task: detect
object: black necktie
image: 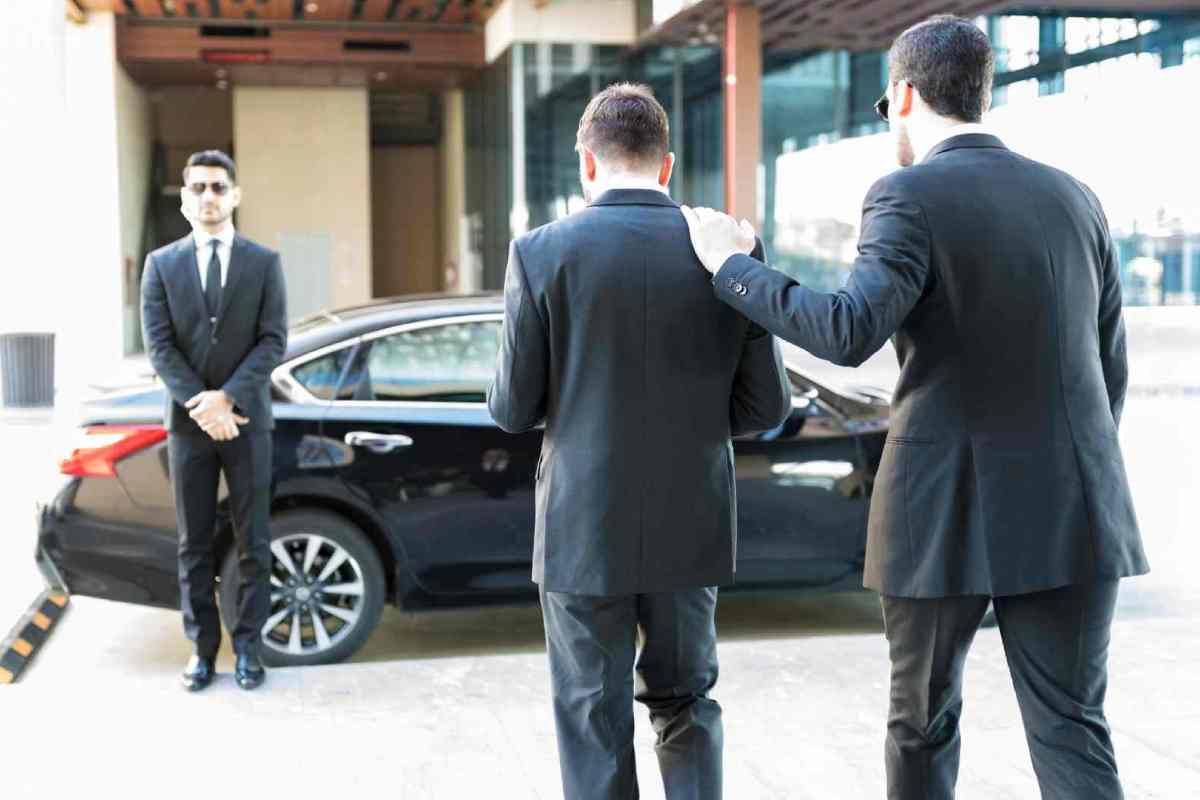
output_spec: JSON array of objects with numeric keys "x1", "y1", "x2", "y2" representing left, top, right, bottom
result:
[{"x1": 204, "y1": 239, "x2": 222, "y2": 320}]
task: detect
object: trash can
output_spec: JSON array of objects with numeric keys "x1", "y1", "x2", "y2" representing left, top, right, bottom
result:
[{"x1": 0, "y1": 332, "x2": 55, "y2": 408}]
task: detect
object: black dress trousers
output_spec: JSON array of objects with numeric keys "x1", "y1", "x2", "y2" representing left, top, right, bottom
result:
[
  {"x1": 168, "y1": 429, "x2": 273, "y2": 658},
  {"x1": 880, "y1": 580, "x2": 1123, "y2": 800},
  {"x1": 540, "y1": 586, "x2": 724, "y2": 800}
]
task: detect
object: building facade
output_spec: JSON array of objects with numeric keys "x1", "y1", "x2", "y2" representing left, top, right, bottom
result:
[{"x1": 2, "y1": 1, "x2": 1197, "y2": 397}]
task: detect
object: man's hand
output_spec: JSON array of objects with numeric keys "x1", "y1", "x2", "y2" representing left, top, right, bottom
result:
[
  {"x1": 680, "y1": 206, "x2": 757, "y2": 275},
  {"x1": 186, "y1": 390, "x2": 249, "y2": 441}
]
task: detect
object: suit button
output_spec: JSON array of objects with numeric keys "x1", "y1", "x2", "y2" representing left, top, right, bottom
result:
[{"x1": 732, "y1": 282, "x2": 746, "y2": 295}]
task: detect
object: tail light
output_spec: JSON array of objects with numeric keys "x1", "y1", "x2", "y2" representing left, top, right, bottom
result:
[{"x1": 59, "y1": 425, "x2": 168, "y2": 478}]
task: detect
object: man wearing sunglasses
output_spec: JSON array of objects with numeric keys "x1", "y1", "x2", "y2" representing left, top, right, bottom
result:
[
  {"x1": 141, "y1": 150, "x2": 287, "y2": 692},
  {"x1": 681, "y1": 14, "x2": 1146, "y2": 800}
]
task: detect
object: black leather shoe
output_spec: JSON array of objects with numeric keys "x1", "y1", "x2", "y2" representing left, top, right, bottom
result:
[
  {"x1": 234, "y1": 651, "x2": 265, "y2": 690},
  {"x1": 181, "y1": 654, "x2": 215, "y2": 692}
]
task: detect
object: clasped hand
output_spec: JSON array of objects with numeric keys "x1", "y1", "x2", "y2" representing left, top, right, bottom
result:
[{"x1": 186, "y1": 390, "x2": 249, "y2": 441}]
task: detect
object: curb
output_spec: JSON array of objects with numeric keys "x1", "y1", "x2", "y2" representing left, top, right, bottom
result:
[{"x1": 0, "y1": 590, "x2": 70, "y2": 684}]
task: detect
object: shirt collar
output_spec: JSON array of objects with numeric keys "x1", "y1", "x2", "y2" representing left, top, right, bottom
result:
[
  {"x1": 917, "y1": 122, "x2": 990, "y2": 163},
  {"x1": 593, "y1": 175, "x2": 670, "y2": 196},
  {"x1": 193, "y1": 223, "x2": 236, "y2": 250}
]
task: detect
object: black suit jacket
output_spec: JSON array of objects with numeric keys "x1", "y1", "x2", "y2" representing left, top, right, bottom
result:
[
  {"x1": 714, "y1": 134, "x2": 1148, "y2": 598},
  {"x1": 141, "y1": 233, "x2": 287, "y2": 434},
  {"x1": 488, "y1": 188, "x2": 791, "y2": 595}
]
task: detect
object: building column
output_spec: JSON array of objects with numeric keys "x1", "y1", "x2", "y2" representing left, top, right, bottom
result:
[
  {"x1": 1038, "y1": 15, "x2": 1066, "y2": 95},
  {"x1": 441, "y1": 89, "x2": 471, "y2": 292},
  {"x1": 722, "y1": 1, "x2": 762, "y2": 227},
  {"x1": 233, "y1": 86, "x2": 373, "y2": 319},
  {"x1": 2, "y1": 6, "x2": 143, "y2": 399},
  {"x1": 0, "y1": 2, "x2": 67, "y2": 346}
]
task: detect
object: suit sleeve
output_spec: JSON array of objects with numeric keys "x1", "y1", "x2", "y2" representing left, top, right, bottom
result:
[
  {"x1": 728, "y1": 238, "x2": 792, "y2": 436},
  {"x1": 712, "y1": 175, "x2": 931, "y2": 367},
  {"x1": 487, "y1": 240, "x2": 549, "y2": 433},
  {"x1": 221, "y1": 252, "x2": 288, "y2": 414},
  {"x1": 1093, "y1": 200, "x2": 1128, "y2": 428},
  {"x1": 140, "y1": 254, "x2": 207, "y2": 408}
]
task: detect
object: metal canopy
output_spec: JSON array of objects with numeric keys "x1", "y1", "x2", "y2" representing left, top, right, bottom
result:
[{"x1": 639, "y1": 0, "x2": 1200, "y2": 53}]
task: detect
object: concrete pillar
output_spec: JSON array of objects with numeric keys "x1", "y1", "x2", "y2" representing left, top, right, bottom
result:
[
  {"x1": 233, "y1": 87, "x2": 373, "y2": 320},
  {"x1": 441, "y1": 89, "x2": 471, "y2": 293},
  {"x1": 485, "y1": 0, "x2": 635, "y2": 64},
  {"x1": 510, "y1": 44, "x2": 528, "y2": 238},
  {"x1": 723, "y1": 2, "x2": 762, "y2": 227},
  {"x1": 1, "y1": 6, "x2": 147, "y2": 399},
  {"x1": 0, "y1": 2, "x2": 67, "y2": 348}
]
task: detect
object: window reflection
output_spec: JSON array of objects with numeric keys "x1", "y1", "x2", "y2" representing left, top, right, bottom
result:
[
  {"x1": 474, "y1": 14, "x2": 1199, "y2": 307},
  {"x1": 365, "y1": 322, "x2": 502, "y2": 403}
]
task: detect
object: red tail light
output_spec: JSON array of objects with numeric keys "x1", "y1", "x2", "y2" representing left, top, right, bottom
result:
[{"x1": 59, "y1": 425, "x2": 168, "y2": 478}]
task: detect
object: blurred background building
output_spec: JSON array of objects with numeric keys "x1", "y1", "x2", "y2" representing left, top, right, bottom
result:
[{"x1": 1, "y1": 0, "x2": 1198, "y2": 393}]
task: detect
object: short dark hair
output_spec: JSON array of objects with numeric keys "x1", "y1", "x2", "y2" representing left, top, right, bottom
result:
[
  {"x1": 888, "y1": 15, "x2": 995, "y2": 123},
  {"x1": 576, "y1": 83, "x2": 669, "y2": 170},
  {"x1": 183, "y1": 149, "x2": 237, "y2": 185}
]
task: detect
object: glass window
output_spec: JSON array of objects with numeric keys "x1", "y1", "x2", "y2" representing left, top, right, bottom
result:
[
  {"x1": 292, "y1": 345, "x2": 366, "y2": 401},
  {"x1": 364, "y1": 321, "x2": 502, "y2": 403}
]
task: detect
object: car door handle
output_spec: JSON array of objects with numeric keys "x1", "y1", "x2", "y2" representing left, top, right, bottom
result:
[{"x1": 344, "y1": 431, "x2": 414, "y2": 454}]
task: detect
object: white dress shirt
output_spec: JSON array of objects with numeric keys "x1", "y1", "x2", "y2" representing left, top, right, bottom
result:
[
  {"x1": 193, "y1": 224, "x2": 236, "y2": 291},
  {"x1": 593, "y1": 174, "x2": 671, "y2": 196},
  {"x1": 917, "y1": 122, "x2": 991, "y2": 163}
]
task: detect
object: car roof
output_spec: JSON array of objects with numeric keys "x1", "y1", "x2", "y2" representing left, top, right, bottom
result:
[
  {"x1": 285, "y1": 292, "x2": 503, "y2": 358},
  {"x1": 281, "y1": 291, "x2": 891, "y2": 416}
]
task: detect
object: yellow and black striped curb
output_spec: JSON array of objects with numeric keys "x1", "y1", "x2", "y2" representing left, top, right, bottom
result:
[{"x1": 0, "y1": 590, "x2": 70, "y2": 684}]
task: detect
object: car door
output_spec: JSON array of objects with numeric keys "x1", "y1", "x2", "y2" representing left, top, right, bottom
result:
[
  {"x1": 297, "y1": 314, "x2": 543, "y2": 597},
  {"x1": 731, "y1": 372, "x2": 874, "y2": 588}
]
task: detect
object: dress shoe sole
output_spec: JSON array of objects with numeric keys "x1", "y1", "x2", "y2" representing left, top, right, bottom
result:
[
  {"x1": 235, "y1": 673, "x2": 264, "y2": 690},
  {"x1": 181, "y1": 675, "x2": 214, "y2": 692}
]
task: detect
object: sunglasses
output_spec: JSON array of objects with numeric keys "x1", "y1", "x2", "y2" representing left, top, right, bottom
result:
[
  {"x1": 874, "y1": 92, "x2": 890, "y2": 122},
  {"x1": 186, "y1": 181, "x2": 232, "y2": 196}
]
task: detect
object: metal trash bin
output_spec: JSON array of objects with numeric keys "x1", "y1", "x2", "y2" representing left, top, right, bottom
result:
[{"x1": 0, "y1": 332, "x2": 55, "y2": 408}]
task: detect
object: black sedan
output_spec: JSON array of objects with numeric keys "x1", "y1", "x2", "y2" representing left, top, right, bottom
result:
[{"x1": 36, "y1": 293, "x2": 890, "y2": 666}]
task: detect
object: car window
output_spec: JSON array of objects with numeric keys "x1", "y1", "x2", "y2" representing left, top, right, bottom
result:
[
  {"x1": 291, "y1": 345, "x2": 365, "y2": 401},
  {"x1": 364, "y1": 320, "x2": 501, "y2": 403}
]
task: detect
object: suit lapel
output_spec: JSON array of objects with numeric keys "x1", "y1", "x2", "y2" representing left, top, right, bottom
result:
[
  {"x1": 178, "y1": 236, "x2": 208, "y2": 317},
  {"x1": 216, "y1": 235, "x2": 248, "y2": 325}
]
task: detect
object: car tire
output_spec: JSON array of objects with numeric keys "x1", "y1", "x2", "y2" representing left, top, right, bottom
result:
[{"x1": 218, "y1": 509, "x2": 386, "y2": 667}]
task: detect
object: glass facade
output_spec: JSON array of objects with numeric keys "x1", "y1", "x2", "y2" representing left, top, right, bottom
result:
[{"x1": 465, "y1": 11, "x2": 1200, "y2": 306}]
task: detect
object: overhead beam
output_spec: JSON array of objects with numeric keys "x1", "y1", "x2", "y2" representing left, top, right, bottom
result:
[{"x1": 117, "y1": 20, "x2": 486, "y2": 67}]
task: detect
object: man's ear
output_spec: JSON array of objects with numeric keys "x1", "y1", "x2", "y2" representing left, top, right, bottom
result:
[
  {"x1": 897, "y1": 81, "x2": 916, "y2": 118},
  {"x1": 658, "y1": 152, "x2": 675, "y2": 187},
  {"x1": 583, "y1": 148, "x2": 598, "y2": 182}
]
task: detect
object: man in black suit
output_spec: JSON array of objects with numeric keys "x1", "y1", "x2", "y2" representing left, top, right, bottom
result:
[
  {"x1": 682, "y1": 15, "x2": 1148, "y2": 800},
  {"x1": 488, "y1": 84, "x2": 790, "y2": 799},
  {"x1": 141, "y1": 150, "x2": 287, "y2": 692}
]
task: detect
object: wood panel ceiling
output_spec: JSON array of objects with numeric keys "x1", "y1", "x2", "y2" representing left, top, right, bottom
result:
[
  {"x1": 77, "y1": 0, "x2": 503, "y2": 26},
  {"x1": 640, "y1": 0, "x2": 1200, "y2": 53},
  {"x1": 75, "y1": 0, "x2": 498, "y2": 88}
]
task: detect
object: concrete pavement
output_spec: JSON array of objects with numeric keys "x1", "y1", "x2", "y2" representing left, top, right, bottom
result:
[{"x1": 1, "y1": 310, "x2": 1198, "y2": 799}]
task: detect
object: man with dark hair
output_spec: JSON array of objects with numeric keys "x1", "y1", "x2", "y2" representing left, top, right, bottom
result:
[
  {"x1": 142, "y1": 149, "x2": 287, "y2": 692},
  {"x1": 682, "y1": 14, "x2": 1146, "y2": 800},
  {"x1": 489, "y1": 83, "x2": 790, "y2": 799}
]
